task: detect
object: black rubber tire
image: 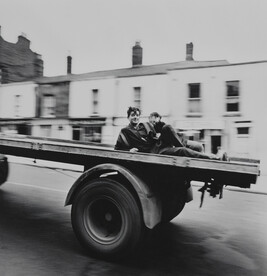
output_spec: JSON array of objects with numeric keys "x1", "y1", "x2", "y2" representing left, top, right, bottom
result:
[{"x1": 71, "y1": 178, "x2": 144, "y2": 260}]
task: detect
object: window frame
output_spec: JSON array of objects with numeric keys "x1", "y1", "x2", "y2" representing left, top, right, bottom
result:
[
  {"x1": 14, "y1": 94, "x2": 21, "y2": 117},
  {"x1": 187, "y1": 83, "x2": 202, "y2": 116},
  {"x1": 42, "y1": 94, "x2": 56, "y2": 117},
  {"x1": 92, "y1": 89, "x2": 99, "y2": 115},
  {"x1": 235, "y1": 121, "x2": 251, "y2": 138},
  {"x1": 40, "y1": 124, "x2": 52, "y2": 137},
  {"x1": 133, "y1": 86, "x2": 141, "y2": 109},
  {"x1": 225, "y1": 80, "x2": 240, "y2": 114}
]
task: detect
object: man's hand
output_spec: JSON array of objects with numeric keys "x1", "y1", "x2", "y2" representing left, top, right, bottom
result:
[{"x1": 130, "y1": 148, "x2": 139, "y2": 153}]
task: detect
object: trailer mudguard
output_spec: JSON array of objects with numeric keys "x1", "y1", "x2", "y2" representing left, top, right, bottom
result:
[{"x1": 65, "y1": 163, "x2": 162, "y2": 229}]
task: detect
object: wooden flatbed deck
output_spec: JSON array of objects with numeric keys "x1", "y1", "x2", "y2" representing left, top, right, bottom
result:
[{"x1": 0, "y1": 134, "x2": 260, "y2": 188}]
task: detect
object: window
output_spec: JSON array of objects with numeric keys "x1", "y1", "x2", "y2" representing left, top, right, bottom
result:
[
  {"x1": 40, "y1": 125, "x2": 52, "y2": 137},
  {"x1": 226, "y1": 81, "x2": 240, "y2": 112},
  {"x1": 14, "y1": 95, "x2": 21, "y2": 117},
  {"x1": 133, "y1": 87, "x2": 141, "y2": 109},
  {"x1": 42, "y1": 94, "x2": 55, "y2": 117},
  {"x1": 237, "y1": 127, "x2": 249, "y2": 135},
  {"x1": 84, "y1": 126, "x2": 101, "y2": 143},
  {"x1": 92, "y1": 89, "x2": 99, "y2": 114},
  {"x1": 0, "y1": 68, "x2": 8, "y2": 84},
  {"x1": 188, "y1": 83, "x2": 201, "y2": 114},
  {"x1": 235, "y1": 120, "x2": 251, "y2": 138},
  {"x1": 17, "y1": 124, "x2": 31, "y2": 135}
]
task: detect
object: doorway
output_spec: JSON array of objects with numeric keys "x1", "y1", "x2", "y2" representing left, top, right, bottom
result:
[
  {"x1": 211, "y1": 135, "x2": 221, "y2": 154},
  {"x1": 72, "y1": 126, "x2": 81, "y2": 141}
]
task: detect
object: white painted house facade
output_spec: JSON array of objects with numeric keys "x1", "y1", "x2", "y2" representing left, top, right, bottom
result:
[{"x1": 168, "y1": 61, "x2": 267, "y2": 163}]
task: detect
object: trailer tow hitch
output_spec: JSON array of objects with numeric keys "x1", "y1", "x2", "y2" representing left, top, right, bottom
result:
[{"x1": 198, "y1": 180, "x2": 224, "y2": 208}]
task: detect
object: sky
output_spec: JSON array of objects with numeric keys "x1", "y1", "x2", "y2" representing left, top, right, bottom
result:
[{"x1": 0, "y1": 0, "x2": 267, "y2": 76}]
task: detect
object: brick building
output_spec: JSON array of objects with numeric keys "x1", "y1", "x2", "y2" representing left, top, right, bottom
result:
[{"x1": 0, "y1": 26, "x2": 43, "y2": 84}]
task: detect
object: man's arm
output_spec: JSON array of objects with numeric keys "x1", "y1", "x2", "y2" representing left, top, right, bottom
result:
[
  {"x1": 114, "y1": 130, "x2": 131, "y2": 151},
  {"x1": 115, "y1": 128, "x2": 139, "y2": 152}
]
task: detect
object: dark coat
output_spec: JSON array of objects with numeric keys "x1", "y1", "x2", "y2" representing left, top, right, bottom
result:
[{"x1": 114, "y1": 122, "x2": 157, "y2": 153}]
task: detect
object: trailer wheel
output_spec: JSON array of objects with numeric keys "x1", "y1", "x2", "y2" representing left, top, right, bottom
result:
[{"x1": 71, "y1": 178, "x2": 144, "y2": 260}]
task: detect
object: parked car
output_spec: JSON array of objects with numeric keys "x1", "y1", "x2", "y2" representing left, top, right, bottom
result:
[{"x1": 0, "y1": 154, "x2": 8, "y2": 185}]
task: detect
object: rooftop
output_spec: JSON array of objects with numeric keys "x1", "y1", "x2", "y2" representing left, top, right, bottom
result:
[
  {"x1": 35, "y1": 59, "x2": 267, "y2": 84},
  {"x1": 36, "y1": 59, "x2": 231, "y2": 84}
]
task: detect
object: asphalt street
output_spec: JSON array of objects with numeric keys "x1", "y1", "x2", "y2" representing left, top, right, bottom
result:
[{"x1": 0, "y1": 161, "x2": 266, "y2": 276}]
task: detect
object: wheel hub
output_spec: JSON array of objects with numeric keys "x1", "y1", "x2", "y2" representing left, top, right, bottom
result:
[
  {"x1": 105, "y1": 212, "x2": 112, "y2": 222},
  {"x1": 83, "y1": 197, "x2": 124, "y2": 244}
]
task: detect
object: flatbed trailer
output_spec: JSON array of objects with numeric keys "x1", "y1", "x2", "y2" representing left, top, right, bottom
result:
[{"x1": 0, "y1": 134, "x2": 260, "y2": 259}]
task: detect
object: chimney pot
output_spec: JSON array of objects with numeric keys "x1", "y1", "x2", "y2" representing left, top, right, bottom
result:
[
  {"x1": 132, "y1": 41, "x2": 143, "y2": 67},
  {"x1": 67, "y1": 55, "x2": 72, "y2": 74},
  {"x1": 186, "y1": 42, "x2": 194, "y2": 61},
  {"x1": 17, "y1": 35, "x2": 30, "y2": 48}
]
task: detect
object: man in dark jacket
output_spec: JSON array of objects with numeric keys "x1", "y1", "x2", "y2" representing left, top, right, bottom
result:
[
  {"x1": 115, "y1": 107, "x2": 227, "y2": 160},
  {"x1": 115, "y1": 107, "x2": 157, "y2": 153},
  {"x1": 149, "y1": 111, "x2": 204, "y2": 153}
]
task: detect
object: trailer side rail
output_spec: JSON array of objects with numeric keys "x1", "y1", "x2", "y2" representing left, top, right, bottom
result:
[{"x1": 0, "y1": 134, "x2": 260, "y2": 184}]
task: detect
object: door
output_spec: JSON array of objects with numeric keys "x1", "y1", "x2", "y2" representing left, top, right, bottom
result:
[
  {"x1": 72, "y1": 126, "x2": 81, "y2": 141},
  {"x1": 211, "y1": 135, "x2": 221, "y2": 154}
]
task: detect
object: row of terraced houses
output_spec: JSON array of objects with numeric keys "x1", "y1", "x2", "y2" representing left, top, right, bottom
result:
[{"x1": 0, "y1": 29, "x2": 266, "y2": 168}]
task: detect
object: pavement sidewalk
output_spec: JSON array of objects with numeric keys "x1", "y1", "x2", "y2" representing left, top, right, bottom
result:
[{"x1": 5, "y1": 155, "x2": 267, "y2": 195}]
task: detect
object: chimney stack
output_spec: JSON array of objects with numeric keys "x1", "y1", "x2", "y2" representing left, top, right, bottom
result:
[
  {"x1": 67, "y1": 55, "x2": 72, "y2": 74},
  {"x1": 186, "y1": 42, "x2": 194, "y2": 61},
  {"x1": 132, "y1": 41, "x2": 143, "y2": 67},
  {"x1": 17, "y1": 34, "x2": 30, "y2": 48}
]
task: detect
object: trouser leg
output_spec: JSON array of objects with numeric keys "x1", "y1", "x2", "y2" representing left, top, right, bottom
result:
[
  {"x1": 186, "y1": 140, "x2": 204, "y2": 153},
  {"x1": 160, "y1": 124, "x2": 185, "y2": 148},
  {"x1": 160, "y1": 146, "x2": 216, "y2": 160}
]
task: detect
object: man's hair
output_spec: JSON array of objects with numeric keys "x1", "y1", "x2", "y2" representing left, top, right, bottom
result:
[
  {"x1": 127, "y1": 106, "x2": 141, "y2": 117},
  {"x1": 149, "y1": 112, "x2": 161, "y2": 119}
]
